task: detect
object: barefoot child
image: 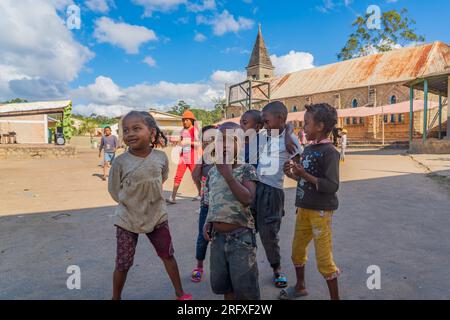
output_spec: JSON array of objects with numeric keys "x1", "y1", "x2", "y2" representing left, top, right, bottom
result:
[
  {"x1": 108, "y1": 111, "x2": 192, "y2": 300},
  {"x1": 281, "y1": 103, "x2": 340, "y2": 300},
  {"x1": 254, "y1": 101, "x2": 302, "y2": 289},
  {"x1": 203, "y1": 122, "x2": 260, "y2": 300},
  {"x1": 99, "y1": 126, "x2": 118, "y2": 181},
  {"x1": 190, "y1": 125, "x2": 217, "y2": 282}
]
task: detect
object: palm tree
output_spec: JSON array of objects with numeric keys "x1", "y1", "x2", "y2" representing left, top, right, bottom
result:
[{"x1": 78, "y1": 119, "x2": 98, "y2": 144}]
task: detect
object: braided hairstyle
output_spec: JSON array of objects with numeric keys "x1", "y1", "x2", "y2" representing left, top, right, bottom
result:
[{"x1": 123, "y1": 111, "x2": 168, "y2": 148}]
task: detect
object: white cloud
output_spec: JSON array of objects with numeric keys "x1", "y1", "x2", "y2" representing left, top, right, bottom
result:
[
  {"x1": 143, "y1": 56, "x2": 157, "y2": 67},
  {"x1": 74, "y1": 103, "x2": 134, "y2": 117},
  {"x1": 85, "y1": 0, "x2": 115, "y2": 13},
  {"x1": 72, "y1": 68, "x2": 244, "y2": 116},
  {"x1": 0, "y1": 0, "x2": 93, "y2": 100},
  {"x1": 93, "y1": 17, "x2": 158, "y2": 54},
  {"x1": 187, "y1": 0, "x2": 216, "y2": 12},
  {"x1": 197, "y1": 10, "x2": 254, "y2": 36},
  {"x1": 132, "y1": 0, "x2": 187, "y2": 17},
  {"x1": 194, "y1": 32, "x2": 207, "y2": 42},
  {"x1": 270, "y1": 51, "x2": 315, "y2": 75},
  {"x1": 210, "y1": 70, "x2": 246, "y2": 85}
]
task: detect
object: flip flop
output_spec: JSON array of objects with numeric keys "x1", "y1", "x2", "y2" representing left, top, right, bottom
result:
[
  {"x1": 176, "y1": 293, "x2": 193, "y2": 300},
  {"x1": 191, "y1": 268, "x2": 204, "y2": 283},
  {"x1": 274, "y1": 273, "x2": 288, "y2": 288},
  {"x1": 278, "y1": 287, "x2": 308, "y2": 300}
]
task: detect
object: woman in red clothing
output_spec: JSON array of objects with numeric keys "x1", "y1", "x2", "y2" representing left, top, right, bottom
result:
[{"x1": 166, "y1": 110, "x2": 201, "y2": 204}]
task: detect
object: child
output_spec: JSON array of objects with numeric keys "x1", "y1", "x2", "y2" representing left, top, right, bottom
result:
[
  {"x1": 203, "y1": 122, "x2": 260, "y2": 300},
  {"x1": 281, "y1": 103, "x2": 340, "y2": 300},
  {"x1": 99, "y1": 126, "x2": 118, "y2": 181},
  {"x1": 254, "y1": 101, "x2": 302, "y2": 289},
  {"x1": 108, "y1": 111, "x2": 192, "y2": 300},
  {"x1": 190, "y1": 125, "x2": 217, "y2": 283},
  {"x1": 240, "y1": 110, "x2": 264, "y2": 168},
  {"x1": 340, "y1": 129, "x2": 348, "y2": 162}
]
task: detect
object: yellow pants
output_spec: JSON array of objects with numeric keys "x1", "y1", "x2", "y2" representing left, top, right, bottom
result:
[{"x1": 292, "y1": 208, "x2": 340, "y2": 280}]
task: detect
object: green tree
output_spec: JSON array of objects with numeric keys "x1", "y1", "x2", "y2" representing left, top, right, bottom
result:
[
  {"x1": 61, "y1": 103, "x2": 75, "y2": 141},
  {"x1": 168, "y1": 100, "x2": 191, "y2": 116},
  {"x1": 338, "y1": 8, "x2": 425, "y2": 61},
  {"x1": 78, "y1": 118, "x2": 98, "y2": 144},
  {"x1": 3, "y1": 98, "x2": 28, "y2": 104}
]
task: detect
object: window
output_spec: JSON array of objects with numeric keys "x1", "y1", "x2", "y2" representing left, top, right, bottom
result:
[
  {"x1": 398, "y1": 114, "x2": 405, "y2": 123},
  {"x1": 346, "y1": 117, "x2": 351, "y2": 125},
  {"x1": 292, "y1": 106, "x2": 298, "y2": 112},
  {"x1": 360, "y1": 117, "x2": 365, "y2": 125},
  {"x1": 231, "y1": 113, "x2": 235, "y2": 118},
  {"x1": 352, "y1": 117, "x2": 358, "y2": 125},
  {"x1": 383, "y1": 115, "x2": 388, "y2": 123},
  {"x1": 368, "y1": 88, "x2": 376, "y2": 104},
  {"x1": 390, "y1": 114, "x2": 395, "y2": 123},
  {"x1": 390, "y1": 95, "x2": 397, "y2": 105},
  {"x1": 352, "y1": 99, "x2": 358, "y2": 108}
]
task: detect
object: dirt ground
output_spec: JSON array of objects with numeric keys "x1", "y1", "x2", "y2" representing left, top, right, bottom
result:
[{"x1": 1, "y1": 140, "x2": 449, "y2": 300}]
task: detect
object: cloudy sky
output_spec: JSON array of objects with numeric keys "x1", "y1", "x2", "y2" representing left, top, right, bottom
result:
[{"x1": 1, "y1": 0, "x2": 449, "y2": 116}]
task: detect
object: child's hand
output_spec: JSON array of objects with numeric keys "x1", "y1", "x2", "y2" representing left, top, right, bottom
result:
[
  {"x1": 203, "y1": 223, "x2": 212, "y2": 242},
  {"x1": 283, "y1": 161, "x2": 294, "y2": 176},
  {"x1": 216, "y1": 164, "x2": 233, "y2": 182},
  {"x1": 292, "y1": 161, "x2": 306, "y2": 177}
]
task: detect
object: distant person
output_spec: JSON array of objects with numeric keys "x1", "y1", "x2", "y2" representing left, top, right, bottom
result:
[
  {"x1": 108, "y1": 111, "x2": 192, "y2": 301},
  {"x1": 98, "y1": 126, "x2": 118, "y2": 181},
  {"x1": 298, "y1": 128, "x2": 307, "y2": 147},
  {"x1": 340, "y1": 129, "x2": 348, "y2": 162},
  {"x1": 203, "y1": 122, "x2": 260, "y2": 300},
  {"x1": 166, "y1": 110, "x2": 201, "y2": 204},
  {"x1": 282, "y1": 103, "x2": 340, "y2": 300},
  {"x1": 190, "y1": 125, "x2": 217, "y2": 283}
]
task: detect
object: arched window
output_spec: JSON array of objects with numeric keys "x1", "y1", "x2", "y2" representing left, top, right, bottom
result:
[
  {"x1": 352, "y1": 99, "x2": 358, "y2": 108},
  {"x1": 292, "y1": 106, "x2": 298, "y2": 112},
  {"x1": 390, "y1": 95, "x2": 397, "y2": 104}
]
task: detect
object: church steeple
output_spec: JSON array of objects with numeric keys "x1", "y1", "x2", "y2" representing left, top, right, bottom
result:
[{"x1": 246, "y1": 24, "x2": 274, "y2": 80}]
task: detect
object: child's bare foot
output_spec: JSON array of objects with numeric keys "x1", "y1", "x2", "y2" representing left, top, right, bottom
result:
[{"x1": 278, "y1": 287, "x2": 308, "y2": 300}]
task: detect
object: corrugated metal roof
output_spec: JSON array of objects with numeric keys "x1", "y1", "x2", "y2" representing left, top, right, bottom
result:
[
  {"x1": 258, "y1": 41, "x2": 450, "y2": 100},
  {"x1": 0, "y1": 100, "x2": 71, "y2": 114},
  {"x1": 219, "y1": 100, "x2": 441, "y2": 124}
]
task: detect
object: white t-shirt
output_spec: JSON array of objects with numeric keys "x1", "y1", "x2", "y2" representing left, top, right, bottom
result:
[{"x1": 257, "y1": 129, "x2": 302, "y2": 189}]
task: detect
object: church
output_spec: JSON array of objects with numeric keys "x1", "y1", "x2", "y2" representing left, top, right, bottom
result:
[{"x1": 225, "y1": 26, "x2": 450, "y2": 144}]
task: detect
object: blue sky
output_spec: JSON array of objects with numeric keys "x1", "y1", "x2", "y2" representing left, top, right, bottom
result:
[{"x1": 1, "y1": 0, "x2": 449, "y2": 116}]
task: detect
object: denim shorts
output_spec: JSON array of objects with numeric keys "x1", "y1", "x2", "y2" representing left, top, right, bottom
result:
[
  {"x1": 104, "y1": 152, "x2": 115, "y2": 163},
  {"x1": 210, "y1": 228, "x2": 260, "y2": 300}
]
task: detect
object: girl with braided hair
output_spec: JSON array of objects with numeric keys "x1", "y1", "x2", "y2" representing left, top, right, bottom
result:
[{"x1": 108, "y1": 111, "x2": 192, "y2": 300}]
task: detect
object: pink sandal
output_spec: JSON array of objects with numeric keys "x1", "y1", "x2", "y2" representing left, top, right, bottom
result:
[
  {"x1": 191, "y1": 268, "x2": 204, "y2": 283},
  {"x1": 176, "y1": 293, "x2": 193, "y2": 300}
]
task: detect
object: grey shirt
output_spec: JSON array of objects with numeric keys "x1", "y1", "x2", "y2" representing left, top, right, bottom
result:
[{"x1": 99, "y1": 135, "x2": 118, "y2": 153}]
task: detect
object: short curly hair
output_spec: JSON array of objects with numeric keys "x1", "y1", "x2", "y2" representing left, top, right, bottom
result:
[{"x1": 305, "y1": 103, "x2": 338, "y2": 135}]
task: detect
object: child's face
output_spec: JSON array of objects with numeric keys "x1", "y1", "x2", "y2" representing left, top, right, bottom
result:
[
  {"x1": 240, "y1": 114, "x2": 261, "y2": 133},
  {"x1": 304, "y1": 112, "x2": 324, "y2": 141},
  {"x1": 262, "y1": 110, "x2": 285, "y2": 131},
  {"x1": 104, "y1": 128, "x2": 111, "y2": 136},
  {"x1": 218, "y1": 128, "x2": 238, "y2": 164},
  {"x1": 202, "y1": 128, "x2": 216, "y2": 149},
  {"x1": 122, "y1": 116, "x2": 155, "y2": 150}
]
